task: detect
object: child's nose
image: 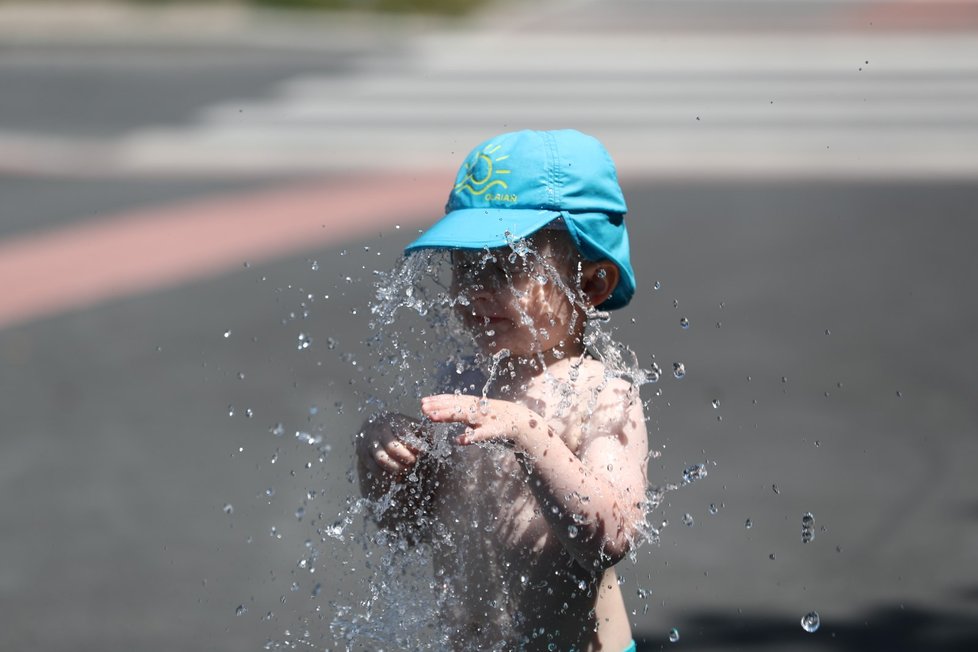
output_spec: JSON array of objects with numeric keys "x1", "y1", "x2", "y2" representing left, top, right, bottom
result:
[{"x1": 463, "y1": 283, "x2": 495, "y2": 304}]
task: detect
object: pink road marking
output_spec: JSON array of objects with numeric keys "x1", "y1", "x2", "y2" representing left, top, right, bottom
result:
[
  {"x1": 0, "y1": 171, "x2": 450, "y2": 330},
  {"x1": 844, "y1": 1, "x2": 978, "y2": 31}
]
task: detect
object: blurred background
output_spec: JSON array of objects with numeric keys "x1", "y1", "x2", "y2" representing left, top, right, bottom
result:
[{"x1": 2, "y1": 0, "x2": 978, "y2": 650}]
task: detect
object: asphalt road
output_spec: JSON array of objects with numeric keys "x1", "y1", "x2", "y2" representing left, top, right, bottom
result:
[{"x1": 2, "y1": 3, "x2": 978, "y2": 651}]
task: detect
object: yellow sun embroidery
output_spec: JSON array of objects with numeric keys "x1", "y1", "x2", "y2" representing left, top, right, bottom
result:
[{"x1": 454, "y1": 144, "x2": 511, "y2": 197}]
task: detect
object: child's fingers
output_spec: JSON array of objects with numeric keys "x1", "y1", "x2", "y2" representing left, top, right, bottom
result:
[
  {"x1": 421, "y1": 394, "x2": 476, "y2": 423},
  {"x1": 372, "y1": 447, "x2": 408, "y2": 474},
  {"x1": 455, "y1": 426, "x2": 482, "y2": 446},
  {"x1": 360, "y1": 449, "x2": 389, "y2": 478},
  {"x1": 384, "y1": 437, "x2": 418, "y2": 466},
  {"x1": 456, "y1": 424, "x2": 511, "y2": 446},
  {"x1": 363, "y1": 431, "x2": 415, "y2": 472}
]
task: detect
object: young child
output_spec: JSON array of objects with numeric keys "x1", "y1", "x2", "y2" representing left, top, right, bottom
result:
[{"x1": 356, "y1": 129, "x2": 649, "y2": 652}]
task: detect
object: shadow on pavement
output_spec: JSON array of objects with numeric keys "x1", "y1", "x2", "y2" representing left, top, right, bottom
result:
[{"x1": 636, "y1": 604, "x2": 978, "y2": 651}]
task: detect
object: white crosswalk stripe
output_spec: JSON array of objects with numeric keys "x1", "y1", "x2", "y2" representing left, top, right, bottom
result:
[{"x1": 120, "y1": 32, "x2": 978, "y2": 177}]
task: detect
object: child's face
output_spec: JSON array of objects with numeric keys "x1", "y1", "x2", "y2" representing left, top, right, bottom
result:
[{"x1": 450, "y1": 233, "x2": 583, "y2": 359}]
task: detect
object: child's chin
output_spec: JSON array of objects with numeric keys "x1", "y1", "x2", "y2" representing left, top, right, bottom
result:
[
  {"x1": 478, "y1": 337, "x2": 537, "y2": 358},
  {"x1": 476, "y1": 334, "x2": 516, "y2": 352}
]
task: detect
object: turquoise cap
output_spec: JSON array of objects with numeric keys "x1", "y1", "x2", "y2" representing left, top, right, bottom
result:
[{"x1": 405, "y1": 129, "x2": 634, "y2": 310}]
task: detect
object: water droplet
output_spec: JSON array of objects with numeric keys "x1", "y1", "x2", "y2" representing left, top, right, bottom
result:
[
  {"x1": 682, "y1": 513, "x2": 694, "y2": 527},
  {"x1": 310, "y1": 260, "x2": 319, "y2": 271},
  {"x1": 297, "y1": 333, "x2": 312, "y2": 350},
  {"x1": 673, "y1": 362, "x2": 686, "y2": 379},
  {"x1": 745, "y1": 518, "x2": 753, "y2": 529},
  {"x1": 801, "y1": 611, "x2": 820, "y2": 633},
  {"x1": 824, "y1": 328, "x2": 831, "y2": 335},
  {"x1": 245, "y1": 408, "x2": 254, "y2": 418},
  {"x1": 709, "y1": 503, "x2": 718, "y2": 515},
  {"x1": 895, "y1": 390, "x2": 902, "y2": 398},
  {"x1": 270, "y1": 422, "x2": 285, "y2": 437},
  {"x1": 769, "y1": 552, "x2": 776, "y2": 560},
  {"x1": 648, "y1": 360, "x2": 662, "y2": 383},
  {"x1": 653, "y1": 281, "x2": 661, "y2": 290},
  {"x1": 236, "y1": 605, "x2": 247, "y2": 616},
  {"x1": 711, "y1": 399, "x2": 720, "y2": 409},
  {"x1": 567, "y1": 524, "x2": 579, "y2": 538},
  {"x1": 669, "y1": 628, "x2": 680, "y2": 643},
  {"x1": 295, "y1": 431, "x2": 323, "y2": 446},
  {"x1": 223, "y1": 503, "x2": 234, "y2": 515},
  {"x1": 324, "y1": 521, "x2": 345, "y2": 540},
  {"x1": 772, "y1": 483, "x2": 780, "y2": 495},
  {"x1": 682, "y1": 463, "x2": 707, "y2": 485},
  {"x1": 227, "y1": 404, "x2": 235, "y2": 417},
  {"x1": 265, "y1": 488, "x2": 275, "y2": 498},
  {"x1": 680, "y1": 317, "x2": 689, "y2": 329},
  {"x1": 223, "y1": 330, "x2": 232, "y2": 339},
  {"x1": 801, "y1": 512, "x2": 815, "y2": 544},
  {"x1": 237, "y1": 371, "x2": 245, "y2": 380}
]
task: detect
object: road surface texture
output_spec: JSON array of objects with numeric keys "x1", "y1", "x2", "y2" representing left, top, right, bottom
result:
[{"x1": 1, "y1": 1, "x2": 977, "y2": 650}]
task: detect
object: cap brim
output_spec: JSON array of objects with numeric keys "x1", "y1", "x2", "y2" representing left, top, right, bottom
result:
[{"x1": 405, "y1": 208, "x2": 561, "y2": 253}]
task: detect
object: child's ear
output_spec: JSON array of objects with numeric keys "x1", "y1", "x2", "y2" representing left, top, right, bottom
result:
[{"x1": 581, "y1": 261, "x2": 619, "y2": 308}]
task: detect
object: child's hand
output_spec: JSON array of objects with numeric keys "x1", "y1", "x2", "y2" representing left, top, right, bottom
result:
[
  {"x1": 421, "y1": 394, "x2": 544, "y2": 448},
  {"x1": 356, "y1": 413, "x2": 423, "y2": 480}
]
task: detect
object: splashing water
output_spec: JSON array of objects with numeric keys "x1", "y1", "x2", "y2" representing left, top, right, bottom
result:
[
  {"x1": 801, "y1": 611, "x2": 821, "y2": 633},
  {"x1": 801, "y1": 512, "x2": 816, "y2": 544},
  {"x1": 682, "y1": 463, "x2": 708, "y2": 485},
  {"x1": 265, "y1": 234, "x2": 682, "y2": 650}
]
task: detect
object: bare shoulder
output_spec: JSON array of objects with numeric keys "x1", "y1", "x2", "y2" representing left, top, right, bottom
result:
[{"x1": 575, "y1": 360, "x2": 646, "y2": 435}]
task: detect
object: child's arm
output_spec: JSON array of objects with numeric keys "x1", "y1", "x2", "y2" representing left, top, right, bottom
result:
[
  {"x1": 355, "y1": 413, "x2": 440, "y2": 531},
  {"x1": 421, "y1": 385, "x2": 648, "y2": 571}
]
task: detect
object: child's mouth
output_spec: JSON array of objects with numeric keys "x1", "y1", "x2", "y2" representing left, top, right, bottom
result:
[{"x1": 470, "y1": 315, "x2": 513, "y2": 334}]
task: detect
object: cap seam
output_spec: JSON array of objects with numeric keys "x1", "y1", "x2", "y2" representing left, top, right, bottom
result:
[
  {"x1": 542, "y1": 130, "x2": 559, "y2": 211},
  {"x1": 551, "y1": 130, "x2": 563, "y2": 210}
]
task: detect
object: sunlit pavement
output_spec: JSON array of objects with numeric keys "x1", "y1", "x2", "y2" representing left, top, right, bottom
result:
[{"x1": 1, "y1": 2, "x2": 978, "y2": 651}]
